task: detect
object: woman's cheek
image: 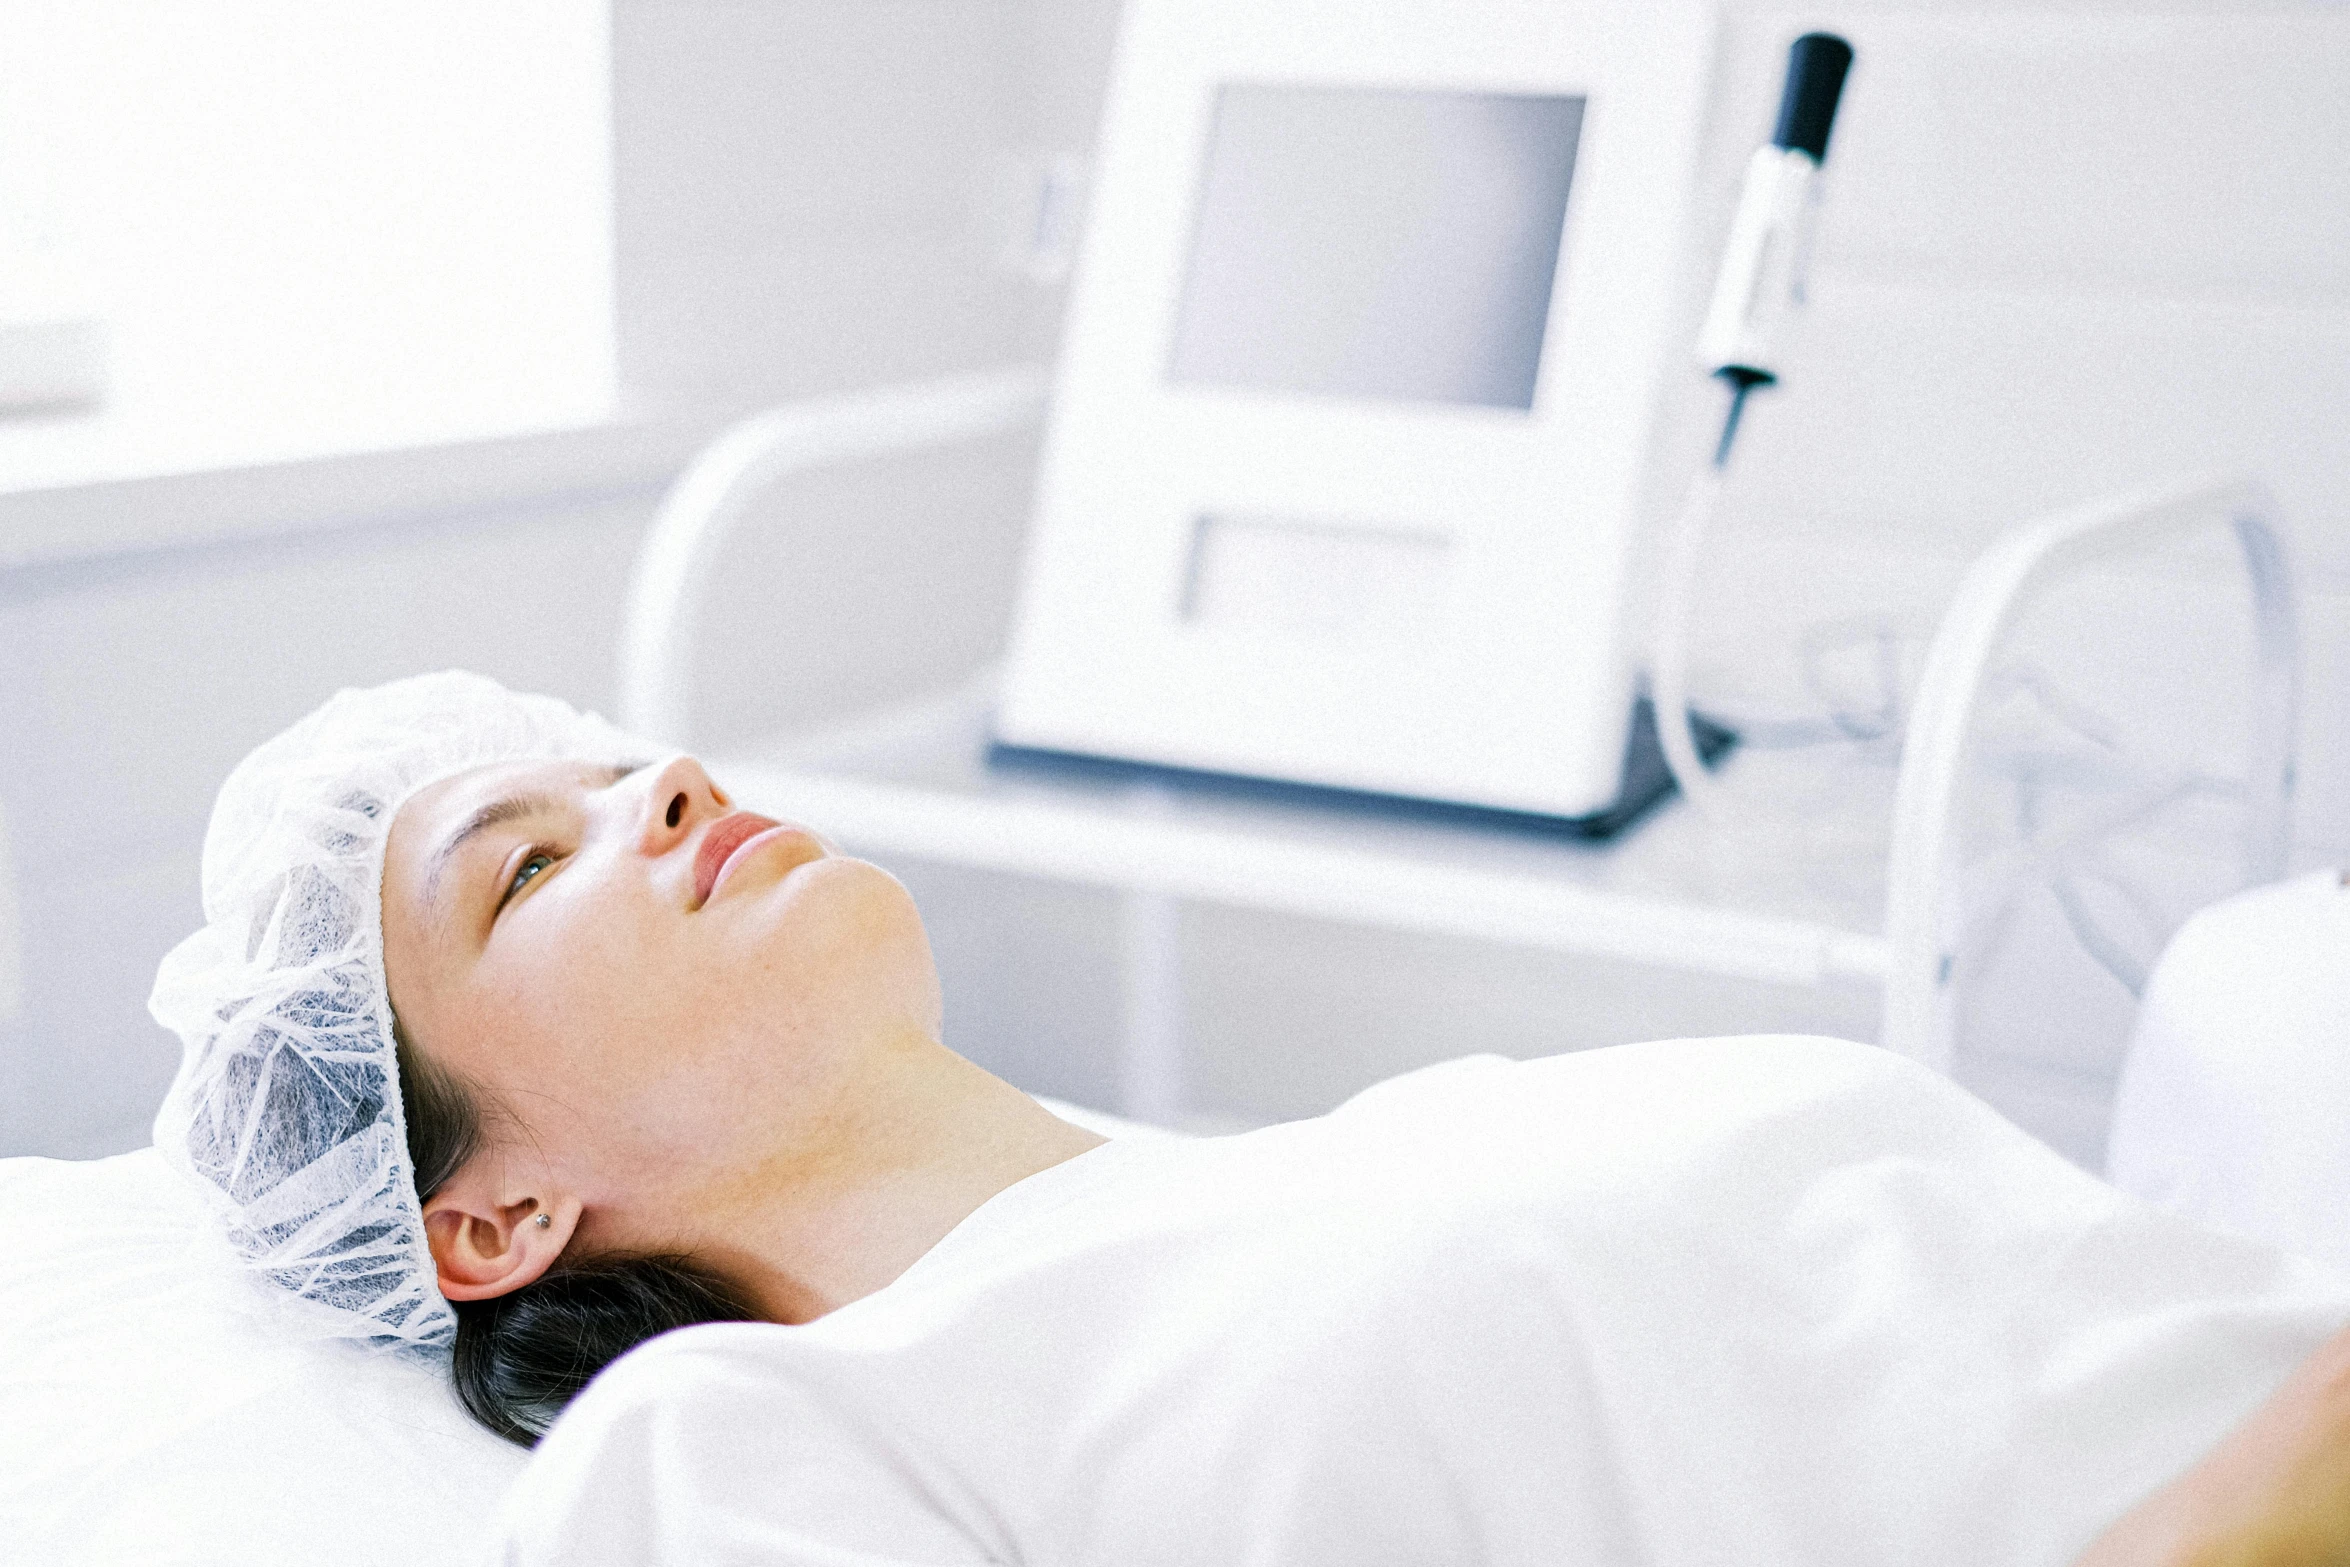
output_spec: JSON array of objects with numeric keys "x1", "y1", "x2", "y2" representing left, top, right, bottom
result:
[
  {"x1": 541, "y1": 868, "x2": 671, "y2": 976},
  {"x1": 479, "y1": 899, "x2": 654, "y2": 1053}
]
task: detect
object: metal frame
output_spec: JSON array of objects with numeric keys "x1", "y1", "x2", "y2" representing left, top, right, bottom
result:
[
  {"x1": 1880, "y1": 475, "x2": 2298, "y2": 1075},
  {"x1": 618, "y1": 367, "x2": 1051, "y2": 751}
]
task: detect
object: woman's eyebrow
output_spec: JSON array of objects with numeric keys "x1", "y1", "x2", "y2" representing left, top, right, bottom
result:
[
  {"x1": 423, "y1": 791, "x2": 562, "y2": 920},
  {"x1": 419, "y1": 762, "x2": 646, "y2": 922}
]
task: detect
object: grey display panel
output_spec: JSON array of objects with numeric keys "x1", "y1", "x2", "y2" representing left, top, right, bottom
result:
[{"x1": 1168, "y1": 85, "x2": 1584, "y2": 410}]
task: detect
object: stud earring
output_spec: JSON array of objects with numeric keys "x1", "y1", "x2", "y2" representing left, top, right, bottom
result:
[{"x1": 533, "y1": 1213, "x2": 552, "y2": 1230}]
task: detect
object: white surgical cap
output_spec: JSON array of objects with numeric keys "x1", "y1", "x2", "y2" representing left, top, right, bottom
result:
[{"x1": 149, "y1": 671, "x2": 649, "y2": 1352}]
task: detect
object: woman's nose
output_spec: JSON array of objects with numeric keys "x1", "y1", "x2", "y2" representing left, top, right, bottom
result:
[{"x1": 637, "y1": 754, "x2": 728, "y2": 854}]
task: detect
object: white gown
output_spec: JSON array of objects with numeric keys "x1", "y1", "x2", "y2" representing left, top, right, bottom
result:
[{"x1": 490, "y1": 1037, "x2": 2350, "y2": 1566}]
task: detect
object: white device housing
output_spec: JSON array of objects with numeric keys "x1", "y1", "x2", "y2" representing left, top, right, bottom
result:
[
  {"x1": 0, "y1": 315, "x2": 106, "y2": 412},
  {"x1": 998, "y1": 0, "x2": 1718, "y2": 817},
  {"x1": 1694, "y1": 144, "x2": 1823, "y2": 379}
]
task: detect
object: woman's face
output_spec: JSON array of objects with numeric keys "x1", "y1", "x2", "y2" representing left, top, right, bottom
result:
[{"x1": 379, "y1": 754, "x2": 944, "y2": 1257}]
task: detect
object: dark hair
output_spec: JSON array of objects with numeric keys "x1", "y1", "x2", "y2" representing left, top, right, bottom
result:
[{"x1": 394, "y1": 1031, "x2": 756, "y2": 1446}]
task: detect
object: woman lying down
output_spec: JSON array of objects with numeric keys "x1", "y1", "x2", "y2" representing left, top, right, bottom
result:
[{"x1": 149, "y1": 672, "x2": 2350, "y2": 1566}]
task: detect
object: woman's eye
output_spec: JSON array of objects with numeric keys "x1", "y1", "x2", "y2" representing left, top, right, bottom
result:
[{"x1": 501, "y1": 852, "x2": 555, "y2": 909}]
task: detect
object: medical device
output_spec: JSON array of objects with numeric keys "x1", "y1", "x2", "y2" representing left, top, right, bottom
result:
[
  {"x1": 1652, "y1": 33, "x2": 1854, "y2": 818},
  {"x1": 993, "y1": 0, "x2": 1720, "y2": 829}
]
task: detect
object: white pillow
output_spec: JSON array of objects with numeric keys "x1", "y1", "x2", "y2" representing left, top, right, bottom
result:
[
  {"x1": 0, "y1": 1097, "x2": 1175, "y2": 1563},
  {"x1": 0, "y1": 1146, "x2": 525, "y2": 1566},
  {"x1": 2108, "y1": 869, "x2": 2350, "y2": 1271}
]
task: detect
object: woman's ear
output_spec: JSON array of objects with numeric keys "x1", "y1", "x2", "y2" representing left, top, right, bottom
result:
[{"x1": 421, "y1": 1165, "x2": 580, "y2": 1302}]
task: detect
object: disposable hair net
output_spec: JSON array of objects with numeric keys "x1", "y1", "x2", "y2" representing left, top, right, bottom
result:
[{"x1": 149, "y1": 671, "x2": 651, "y2": 1352}]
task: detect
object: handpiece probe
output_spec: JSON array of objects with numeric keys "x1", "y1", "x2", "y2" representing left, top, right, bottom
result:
[{"x1": 1653, "y1": 33, "x2": 1853, "y2": 819}]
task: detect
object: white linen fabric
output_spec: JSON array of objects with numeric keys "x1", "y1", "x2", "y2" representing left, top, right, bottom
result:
[
  {"x1": 2108, "y1": 869, "x2": 2350, "y2": 1269},
  {"x1": 496, "y1": 1037, "x2": 2350, "y2": 1567}
]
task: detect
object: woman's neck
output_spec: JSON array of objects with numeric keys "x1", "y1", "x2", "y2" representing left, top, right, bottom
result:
[{"x1": 684, "y1": 1034, "x2": 1106, "y2": 1325}]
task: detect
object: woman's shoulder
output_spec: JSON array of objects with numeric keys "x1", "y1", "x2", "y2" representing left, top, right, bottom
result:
[
  {"x1": 501, "y1": 1319, "x2": 1000, "y2": 1565},
  {"x1": 524, "y1": 1320, "x2": 901, "y2": 1489}
]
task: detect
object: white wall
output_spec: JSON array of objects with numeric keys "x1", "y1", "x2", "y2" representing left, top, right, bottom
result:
[
  {"x1": 6, "y1": 0, "x2": 2346, "y2": 1170},
  {"x1": 611, "y1": 0, "x2": 1035, "y2": 408},
  {"x1": 0, "y1": 0, "x2": 1046, "y2": 1157}
]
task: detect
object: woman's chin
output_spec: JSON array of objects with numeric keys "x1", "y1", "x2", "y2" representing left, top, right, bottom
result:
[{"x1": 724, "y1": 855, "x2": 928, "y2": 963}]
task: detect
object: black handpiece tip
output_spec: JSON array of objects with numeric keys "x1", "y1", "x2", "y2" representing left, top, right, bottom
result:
[{"x1": 1771, "y1": 33, "x2": 1854, "y2": 164}]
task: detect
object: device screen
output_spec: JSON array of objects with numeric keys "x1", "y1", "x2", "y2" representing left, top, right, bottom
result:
[{"x1": 1167, "y1": 84, "x2": 1583, "y2": 410}]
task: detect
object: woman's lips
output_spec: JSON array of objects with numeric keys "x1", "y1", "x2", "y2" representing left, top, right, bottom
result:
[{"x1": 693, "y1": 811, "x2": 814, "y2": 907}]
